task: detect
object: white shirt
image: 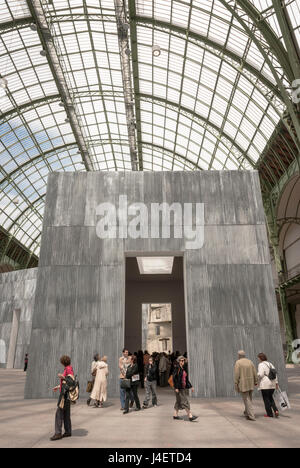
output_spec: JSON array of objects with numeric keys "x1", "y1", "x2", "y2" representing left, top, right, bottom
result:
[{"x1": 257, "y1": 361, "x2": 278, "y2": 390}]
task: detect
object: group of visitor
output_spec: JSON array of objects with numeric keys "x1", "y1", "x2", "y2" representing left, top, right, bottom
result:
[
  {"x1": 49, "y1": 348, "x2": 282, "y2": 441},
  {"x1": 118, "y1": 348, "x2": 196, "y2": 419}
]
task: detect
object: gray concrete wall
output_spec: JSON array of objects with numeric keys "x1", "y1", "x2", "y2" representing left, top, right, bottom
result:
[
  {"x1": 25, "y1": 171, "x2": 286, "y2": 398},
  {"x1": 0, "y1": 268, "x2": 37, "y2": 369}
]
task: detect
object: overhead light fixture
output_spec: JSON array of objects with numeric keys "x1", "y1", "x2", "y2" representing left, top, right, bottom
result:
[
  {"x1": 65, "y1": 118, "x2": 70, "y2": 123},
  {"x1": 13, "y1": 197, "x2": 20, "y2": 205},
  {"x1": 0, "y1": 77, "x2": 8, "y2": 89},
  {"x1": 125, "y1": 48, "x2": 131, "y2": 56},
  {"x1": 30, "y1": 24, "x2": 37, "y2": 31},
  {"x1": 59, "y1": 102, "x2": 65, "y2": 108},
  {"x1": 40, "y1": 49, "x2": 47, "y2": 57},
  {"x1": 137, "y1": 257, "x2": 174, "y2": 275},
  {"x1": 152, "y1": 45, "x2": 161, "y2": 57}
]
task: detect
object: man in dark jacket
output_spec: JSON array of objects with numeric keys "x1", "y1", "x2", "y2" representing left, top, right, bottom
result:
[
  {"x1": 143, "y1": 356, "x2": 158, "y2": 408},
  {"x1": 123, "y1": 356, "x2": 141, "y2": 414}
]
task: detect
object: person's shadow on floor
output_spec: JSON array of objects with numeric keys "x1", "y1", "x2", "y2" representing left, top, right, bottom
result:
[{"x1": 72, "y1": 429, "x2": 89, "y2": 437}]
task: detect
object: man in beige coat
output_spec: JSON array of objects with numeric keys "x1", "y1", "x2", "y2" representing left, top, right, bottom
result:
[{"x1": 234, "y1": 350, "x2": 258, "y2": 421}]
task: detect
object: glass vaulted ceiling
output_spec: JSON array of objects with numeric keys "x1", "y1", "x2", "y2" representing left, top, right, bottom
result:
[{"x1": 0, "y1": 0, "x2": 298, "y2": 257}]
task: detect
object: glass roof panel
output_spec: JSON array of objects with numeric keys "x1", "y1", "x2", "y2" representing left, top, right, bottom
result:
[{"x1": 0, "y1": 0, "x2": 296, "y2": 259}]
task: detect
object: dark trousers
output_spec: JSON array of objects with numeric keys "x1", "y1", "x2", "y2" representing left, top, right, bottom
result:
[
  {"x1": 261, "y1": 389, "x2": 278, "y2": 417},
  {"x1": 139, "y1": 372, "x2": 144, "y2": 388},
  {"x1": 125, "y1": 384, "x2": 140, "y2": 411},
  {"x1": 55, "y1": 400, "x2": 72, "y2": 435},
  {"x1": 24, "y1": 364, "x2": 28, "y2": 372},
  {"x1": 144, "y1": 380, "x2": 157, "y2": 407},
  {"x1": 160, "y1": 371, "x2": 168, "y2": 387}
]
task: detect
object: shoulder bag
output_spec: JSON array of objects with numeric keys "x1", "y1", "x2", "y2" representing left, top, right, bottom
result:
[{"x1": 120, "y1": 378, "x2": 131, "y2": 389}]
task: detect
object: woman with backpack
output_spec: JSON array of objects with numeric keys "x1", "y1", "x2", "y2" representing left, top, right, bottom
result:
[{"x1": 257, "y1": 353, "x2": 279, "y2": 418}]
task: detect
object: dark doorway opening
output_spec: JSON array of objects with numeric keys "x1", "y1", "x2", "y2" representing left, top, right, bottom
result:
[{"x1": 125, "y1": 256, "x2": 187, "y2": 356}]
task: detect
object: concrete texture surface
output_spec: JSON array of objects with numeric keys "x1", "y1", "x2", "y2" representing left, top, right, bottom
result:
[
  {"x1": 0, "y1": 268, "x2": 37, "y2": 369},
  {"x1": 1, "y1": 367, "x2": 300, "y2": 448},
  {"x1": 25, "y1": 171, "x2": 286, "y2": 399}
]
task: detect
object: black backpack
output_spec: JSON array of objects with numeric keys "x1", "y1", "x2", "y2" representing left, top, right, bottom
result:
[{"x1": 267, "y1": 363, "x2": 277, "y2": 381}]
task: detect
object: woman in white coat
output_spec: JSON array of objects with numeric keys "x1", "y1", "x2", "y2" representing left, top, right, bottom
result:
[
  {"x1": 91, "y1": 356, "x2": 109, "y2": 408},
  {"x1": 257, "y1": 353, "x2": 279, "y2": 418}
]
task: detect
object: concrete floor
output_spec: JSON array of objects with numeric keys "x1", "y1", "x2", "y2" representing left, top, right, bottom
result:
[{"x1": 0, "y1": 367, "x2": 300, "y2": 448}]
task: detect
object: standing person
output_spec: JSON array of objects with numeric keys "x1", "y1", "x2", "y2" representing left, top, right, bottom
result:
[
  {"x1": 143, "y1": 355, "x2": 158, "y2": 408},
  {"x1": 137, "y1": 350, "x2": 144, "y2": 388},
  {"x1": 123, "y1": 355, "x2": 141, "y2": 414},
  {"x1": 234, "y1": 350, "x2": 258, "y2": 421},
  {"x1": 143, "y1": 350, "x2": 150, "y2": 368},
  {"x1": 50, "y1": 356, "x2": 74, "y2": 441},
  {"x1": 173, "y1": 356, "x2": 198, "y2": 422},
  {"x1": 257, "y1": 353, "x2": 279, "y2": 418},
  {"x1": 24, "y1": 354, "x2": 29, "y2": 372},
  {"x1": 91, "y1": 356, "x2": 109, "y2": 408},
  {"x1": 119, "y1": 348, "x2": 134, "y2": 411},
  {"x1": 159, "y1": 353, "x2": 168, "y2": 387},
  {"x1": 87, "y1": 354, "x2": 100, "y2": 407}
]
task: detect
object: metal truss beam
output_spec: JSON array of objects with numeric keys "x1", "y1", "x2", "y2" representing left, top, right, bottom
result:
[
  {"x1": 0, "y1": 90, "x2": 126, "y2": 123},
  {"x1": 26, "y1": 0, "x2": 94, "y2": 171},
  {"x1": 129, "y1": 0, "x2": 143, "y2": 170},
  {"x1": 218, "y1": 0, "x2": 300, "y2": 155},
  {"x1": 48, "y1": 14, "x2": 116, "y2": 23},
  {"x1": 272, "y1": 0, "x2": 300, "y2": 80},
  {"x1": 0, "y1": 17, "x2": 32, "y2": 33},
  {"x1": 0, "y1": 94, "x2": 61, "y2": 122},
  {"x1": 234, "y1": 0, "x2": 294, "y2": 82},
  {"x1": 114, "y1": 0, "x2": 138, "y2": 171}
]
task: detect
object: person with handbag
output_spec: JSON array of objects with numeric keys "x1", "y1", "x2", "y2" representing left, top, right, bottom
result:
[
  {"x1": 123, "y1": 355, "x2": 141, "y2": 414},
  {"x1": 87, "y1": 354, "x2": 100, "y2": 406},
  {"x1": 173, "y1": 356, "x2": 198, "y2": 422},
  {"x1": 50, "y1": 355, "x2": 74, "y2": 441},
  {"x1": 257, "y1": 353, "x2": 279, "y2": 418}
]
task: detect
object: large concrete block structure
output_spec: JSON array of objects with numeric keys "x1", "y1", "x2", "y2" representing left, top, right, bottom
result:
[
  {"x1": 0, "y1": 268, "x2": 37, "y2": 369},
  {"x1": 24, "y1": 171, "x2": 286, "y2": 399}
]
